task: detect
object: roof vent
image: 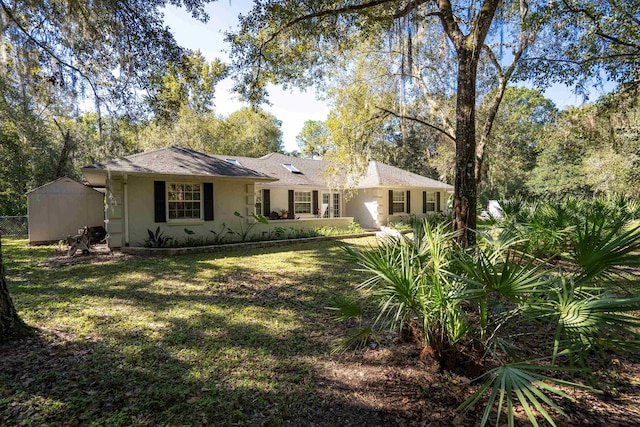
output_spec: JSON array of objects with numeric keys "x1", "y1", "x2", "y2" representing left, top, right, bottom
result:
[
  {"x1": 283, "y1": 163, "x2": 302, "y2": 174},
  {"x1": 226, "y1": 159, "x2": 241, "y2": 166}
]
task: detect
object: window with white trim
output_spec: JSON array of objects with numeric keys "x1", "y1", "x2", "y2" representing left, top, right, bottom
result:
[
  {"x1": 426, "y1": 192, "x2": 436, "y2": 212},
  {"x1": 392, "y1": 190, "x2": 405, "y2": 213},
  {"x1": 294, "y1": 191, "x2": 311, "y2": 214},
  {"x1": 168, "y1": 183, "x2": 202, "y2": 220}
]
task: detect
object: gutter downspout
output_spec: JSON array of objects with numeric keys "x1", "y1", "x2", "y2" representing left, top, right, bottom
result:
[{"x1": 123, "y1": 174, "x2": 129, "y2": 246}]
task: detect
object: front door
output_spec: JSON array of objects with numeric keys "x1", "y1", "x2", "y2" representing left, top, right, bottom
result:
[
  {"x1": 322, "y1": 192, "x2": 331, "y2": 218},
  {"x1": 321, "y1": 192, "x2": 341, "y2": 218}
]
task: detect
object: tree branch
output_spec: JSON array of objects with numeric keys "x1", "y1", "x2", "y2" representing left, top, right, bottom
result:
[
  {"x1": 393, "y1": 0, "x2": 432, "y2": 19},
  {"x1": 607, "y1": 0, "x2": 640, "y2": 27},
  {"x1": 595, "y1": 31, "x2": 640, "y2": 51},
  {"x1": 475, "y1": 2, "x2": 537, "y2": 182},
  {"x1": 262, "y1": 0, "x2": 419, "y2": 48},
  {"x1": 0, "y1": 0, "x2": 105, "y2": 111},
  {"x1": 375, "y1": 105, "x2": 456, "y2": 142},
  {"x1": 435, "y1": 0, "x2": 465, "y2": 48}
]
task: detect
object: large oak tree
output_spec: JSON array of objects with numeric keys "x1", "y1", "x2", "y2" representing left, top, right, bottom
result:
[{"x1": 227, "y1": 0, "x2": 553, "y2": 247}]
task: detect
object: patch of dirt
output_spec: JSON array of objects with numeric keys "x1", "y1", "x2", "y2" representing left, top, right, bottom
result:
[
  {"x1": 315, "y1": 340, "x2": 640, "y2": 426},
  {"x1": 39, "y1": 244, "x2": 139, "y2": 267}
]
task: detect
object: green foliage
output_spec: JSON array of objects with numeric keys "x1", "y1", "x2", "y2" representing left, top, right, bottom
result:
[
  {"x1": 296, "y1": 120, "x2": 333, "y2": 158},
  {"x1": 146, "y1": 50, "x2": 227, "y2": 124},
  {"x1": 209, "y1": 222, "x2": 233, "y2": 245},
  {"x1": 231, "y1": 211, "x2": 269, "y2": 242},
  {"x1": 478, "y1": 87, "x2": 557, "y2": 202},
  {"x1": 313, "y1": 222, "x2": 364, "y2": 236},
  {"x1": 144, "y1": 227, "x2": 172, "y2": 248},
  {"x1": 224, "y1": 108, "x2": 284, "y2": 156},
  {"x1": 527, "y1": 107, "x2": 599, "y2": 197},
  {"x1": 0, "y1": 2, "x2": 219, "y2": 214},
  {"x1": 340, "y1": 198, "x2": 640, "y2": 426},
  {"x1": 525, "y1": 0, "x2": 640, "y2": 94},
  {"x1": 139, "y1": 107, "x2": 284, "y2": 157},
  {"x1": 342, "y1": 223, "x2": 468, "y2": 364},
  {"x1": 459, "y1": 362, "x2": 591, "y2": 427},
  {"x1": 528, "y1": 95, "x2": 640, "y2": 199}
]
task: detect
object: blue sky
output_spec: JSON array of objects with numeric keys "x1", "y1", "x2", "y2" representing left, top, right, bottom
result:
[
  {"x1": 163, "y1": 1, "x2": 610, "y2": 152},
  {"x1": 164, "y1": 2, "x2": 329, "y2": 153}
]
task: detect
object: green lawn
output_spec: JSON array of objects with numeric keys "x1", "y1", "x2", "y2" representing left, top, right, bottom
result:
[{"x1": 1, "y1": 236, "x2": 394, "y2": 426}]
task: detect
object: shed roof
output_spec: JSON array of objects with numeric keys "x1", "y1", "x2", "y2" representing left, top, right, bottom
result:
[{"x1": 26, "y1": 177, "x2": 103, "y2": 196}]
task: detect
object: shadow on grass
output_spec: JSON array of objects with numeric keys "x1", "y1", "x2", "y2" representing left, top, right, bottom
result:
[
  {"x1": 0, "y1": 325, "x2": 398, "y2": 425},
  {"x1": 1, "y1": 237, "x2": 399, "y2": 425}
]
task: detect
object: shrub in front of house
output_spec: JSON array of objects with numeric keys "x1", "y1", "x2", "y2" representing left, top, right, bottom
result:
[{"x1": 143, "y1": 222, "x2": 365, "y2": 249}]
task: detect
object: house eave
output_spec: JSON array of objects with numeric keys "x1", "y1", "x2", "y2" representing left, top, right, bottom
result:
[{"x1": 81, "y1": 168, "x2": 278, "y2": 186}]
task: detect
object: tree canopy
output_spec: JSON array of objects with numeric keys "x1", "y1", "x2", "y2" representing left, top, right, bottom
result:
[
  {"x1": 296, "y1": 120, "x2": 333, "y2": 158},
  {"x1": 227, "y1": 0, "x2": 573, "y2": 246}
]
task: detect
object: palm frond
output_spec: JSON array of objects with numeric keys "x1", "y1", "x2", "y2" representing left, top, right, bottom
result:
[
  {"x1": 459, "y1": 362, "x2": 592, "y2": 427},
  {"x1": 568, "y1": 219, "x2": 640, "y2": 292},
  {"x1": 326, "y1": 295, "x2": 363, "y2": 321}
]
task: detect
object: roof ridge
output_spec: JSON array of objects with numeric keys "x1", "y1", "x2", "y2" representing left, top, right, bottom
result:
[
  {"x1": 25, "y1": 176, "x2": 98, "y2": 195},
  {"x1": 371, "y1": 160, "x2": 382, "y2": 186}
]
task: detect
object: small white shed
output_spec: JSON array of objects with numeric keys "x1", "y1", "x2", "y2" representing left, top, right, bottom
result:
[{"x1": 27, "y1": 177, "x2": 104, "y2": 245}]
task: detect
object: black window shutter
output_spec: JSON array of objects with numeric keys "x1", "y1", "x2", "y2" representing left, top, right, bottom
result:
[
  {"x1": 436, "y1": 192, "x2": 441, "y2": 212},
  {"x1": 423, "y1": 191, "x2": 427, "y2": 214},
  {"x1": 312, "y1": 190, "x2": 318, "y2": 215},
  {"x1": 204, "y1": 183, "x2": 214, "y2": 221},
  {"x1": 406, "y1": 191, "x2": 411, "y2": 214},
  {"x1": 288, "y1": 190, "x2": 295, "y2": 215},
  {"x1": 263, "y1": 189, "x2": 270, "y2": 216},
  {"x1": 154, "y1": 181, "x2": 166, "y2": 223},
  {"x1": 388, "y1": 190, "x2": 393, "y2": 215}
]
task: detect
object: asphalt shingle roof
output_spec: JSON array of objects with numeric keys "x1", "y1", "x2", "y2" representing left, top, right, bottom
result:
[
  {"x1": 211, "y1": 153, "x2": 345, "y2": 187},
  {"x1": 357, "y1": 161, "x2": 454, "y2": 190},
  {"x1": 217, "y1": 153, "x2": 453, "y2": 190},
  {"x1": 82, "y1": 146, "x2": 273, "y2": 180},
  {"x1": 82, "y1": 145, "x2": 453, "y2": 190}
]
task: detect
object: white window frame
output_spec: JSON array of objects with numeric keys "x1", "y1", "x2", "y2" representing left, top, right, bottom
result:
[
  {"x1": 167, "y1": 182, "x2": 203, "y2": 222},
  {"x1": 426, "y1": 192, "x2": 436, "y2": 212},
  {"x1": 294, "y1": 191, "x2": 312, "y2": 214},
  {"x1": 392, "y1": 190, "x2": 405, "y2": 213},
  {"x1": 333, "y1": 193, "x2": 340, "y2": 217},
  {"x1": 283, "y1": 163, "x2": 302, "y2": 174}
]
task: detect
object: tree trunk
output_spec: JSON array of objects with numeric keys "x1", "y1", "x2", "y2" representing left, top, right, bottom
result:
[
  {"x1": 0, "y1": 235, "x2": 32, "y2": 342},
  {"x1": 452, "y1": 48, "x2": 478, "y2": 247}
]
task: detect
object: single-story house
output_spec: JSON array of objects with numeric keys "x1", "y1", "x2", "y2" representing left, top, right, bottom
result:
[
  {"x1": 81, "y1": 146, "x2": 453, "y2": 248},
  {"x1": 214, "y1": 152, "x2": 453, "y2": 230}
]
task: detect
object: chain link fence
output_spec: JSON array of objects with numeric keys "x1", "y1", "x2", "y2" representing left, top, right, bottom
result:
[{"x1": 0, "y1": 216, "x2": 28, "y2": 236}]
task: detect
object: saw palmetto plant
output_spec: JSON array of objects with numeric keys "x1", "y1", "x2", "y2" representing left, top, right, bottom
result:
[{"x1": 334, "y1": 196, "x2": 640, "y2": 426}]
